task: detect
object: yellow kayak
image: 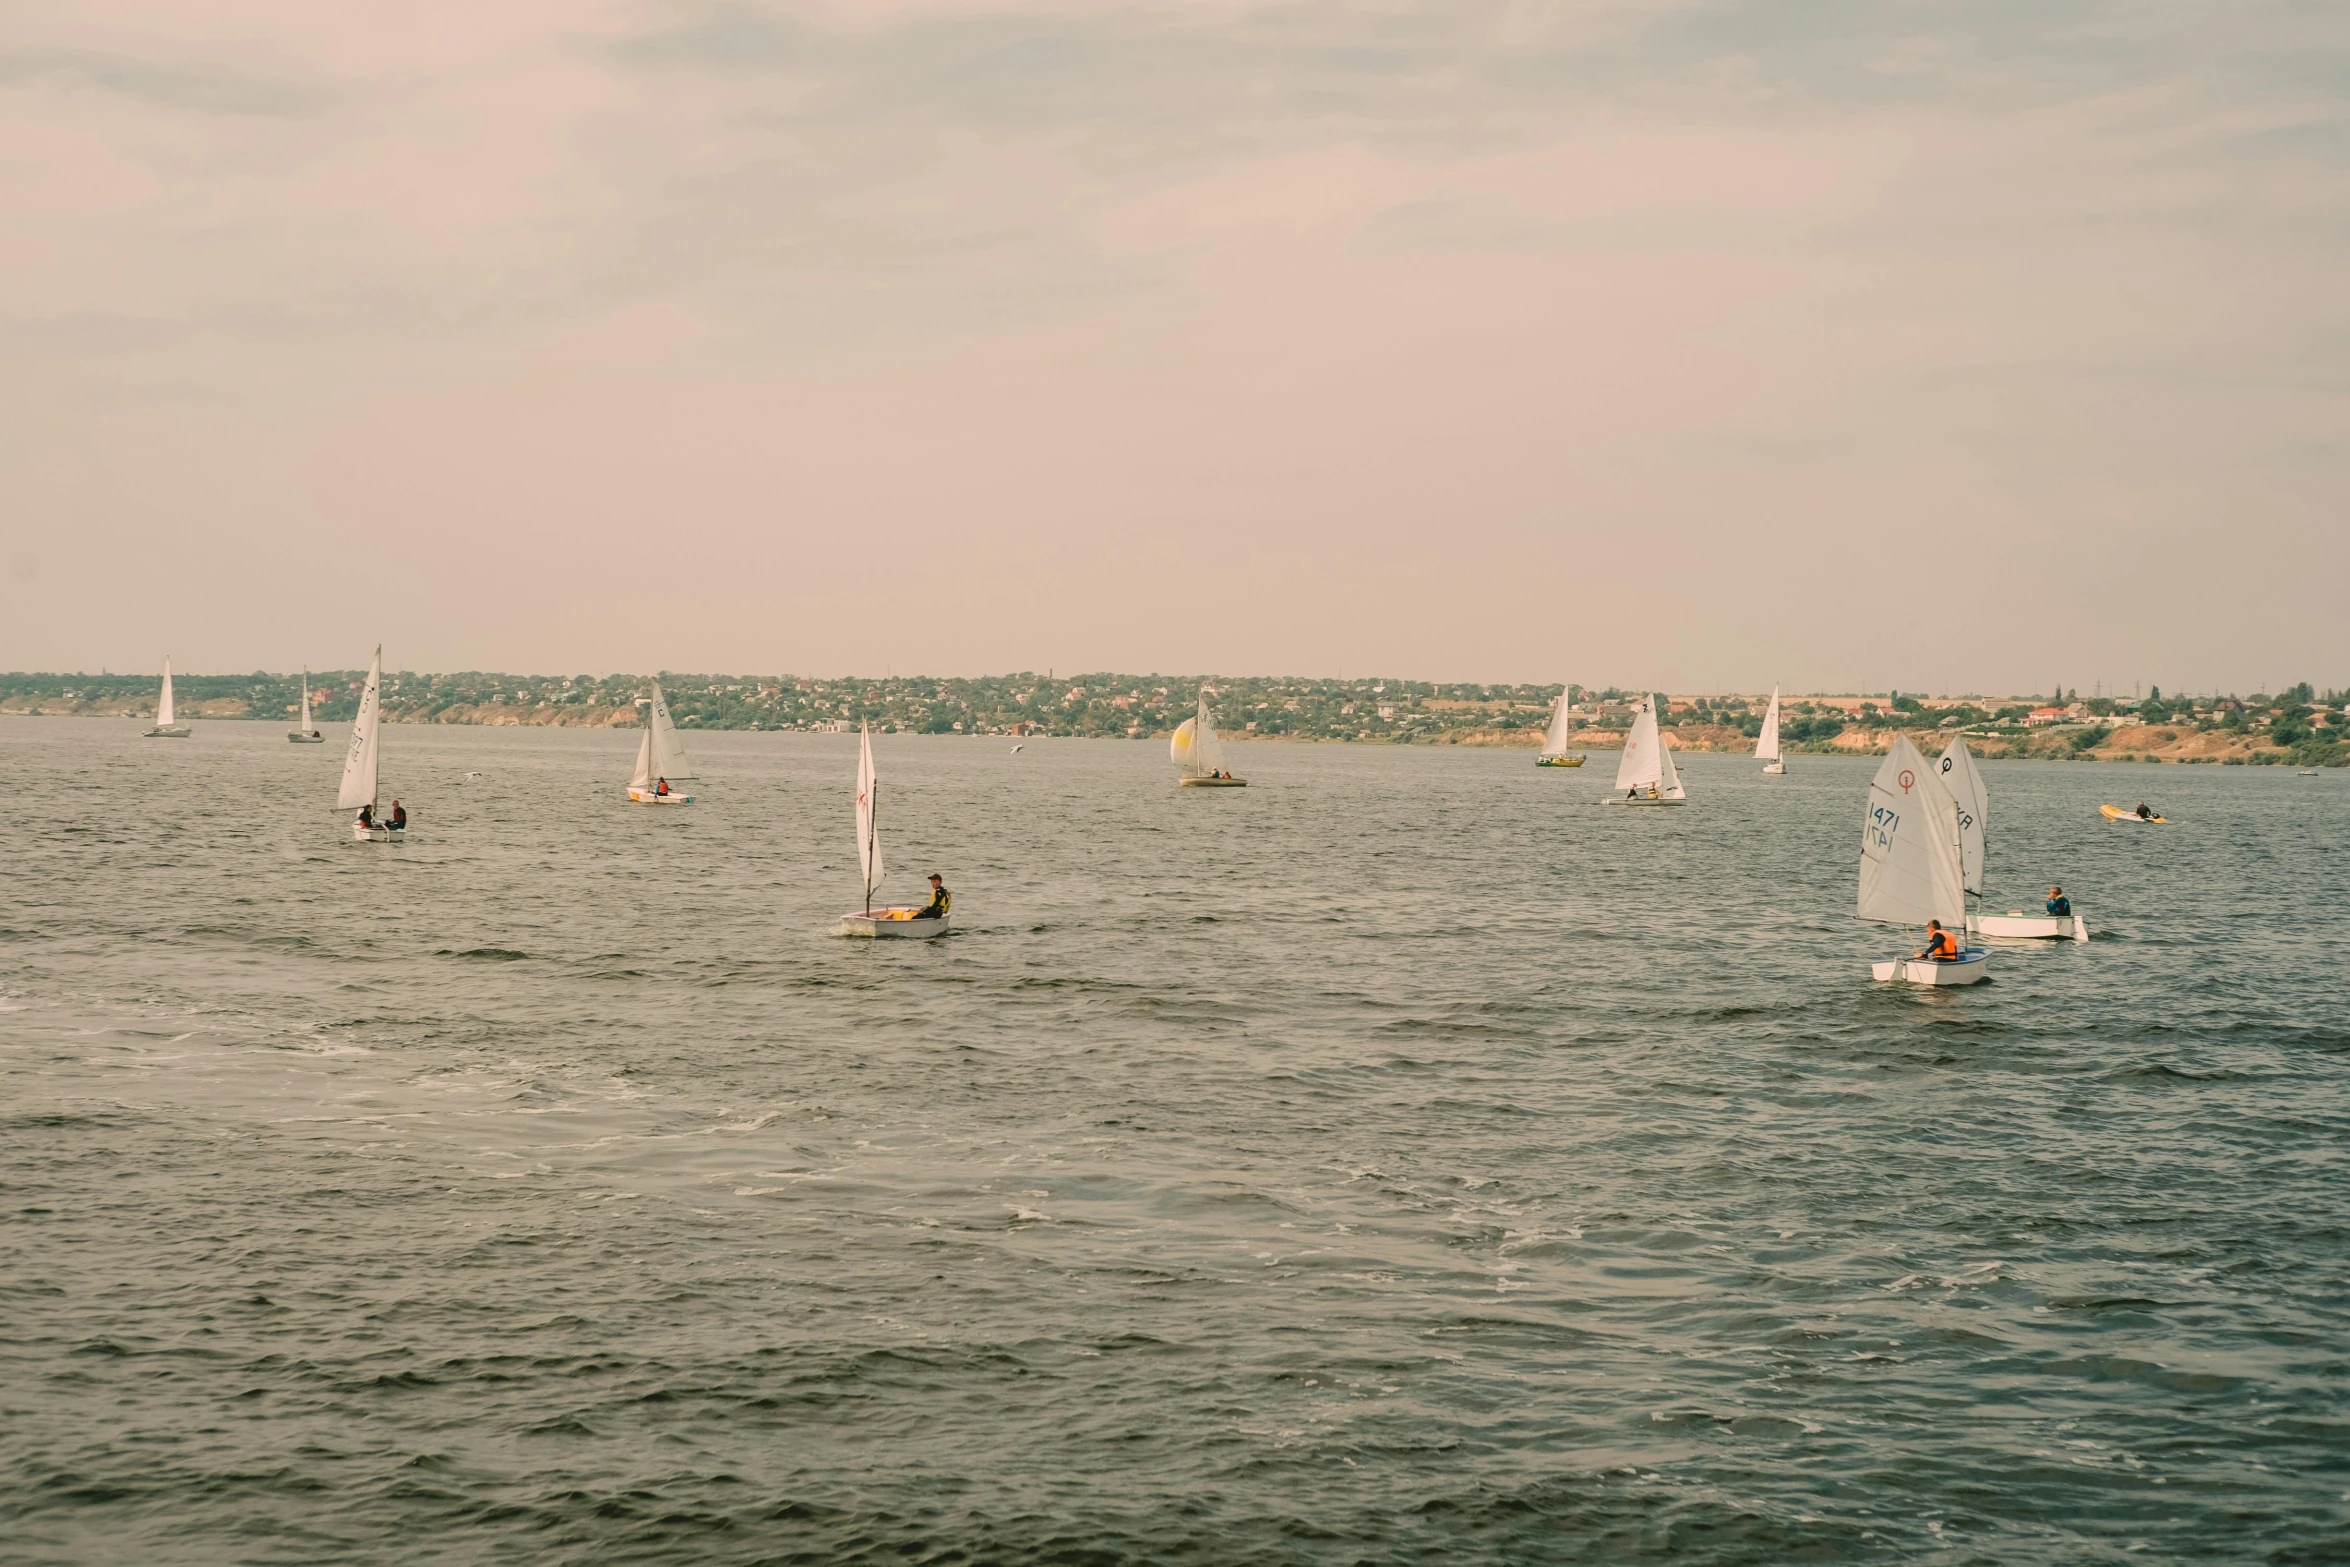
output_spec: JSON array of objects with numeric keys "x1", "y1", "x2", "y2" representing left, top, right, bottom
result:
[{"x1": 2100, "y1": 803, "x2": 2169, "y2": 824}]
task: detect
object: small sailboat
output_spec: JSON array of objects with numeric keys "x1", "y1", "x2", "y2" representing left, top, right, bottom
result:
[
  {"x1": 1536, "y1": 687, "x2": 1585, "y2": 766},
  {"x1": 339, "y1": 646, "x2": 405, "y2": 841},
  {"x1": 1943, "y1": 737, "x2": 2088, "y2": 942},
  {"x1": 1603, "y1": 696, "x2": 1686, "y2": 805},
  {"x1": 2099, "y1": 803, "x2": 2169, "y2": 825},
  {"x1": 1172, "y1": 691, "x2": 1246, "y2": 787},
  {"x1": 287, "y1": 668, "x2": 325, "y2": 742},
  {"x1": 627, "y1": 681, "x2": 697, "y2": 803},
  {"x1": 1860, "y1": 735, "x2": 1985, "y2": 984},
  {"x1": 1756, "y1": 686, "x2": 1785, "y2": 775},
  {"x1": 143, "y1": 658, "x2": 191, "y2": 737},
  {"x1": 840, "y1": 723, "x2": 949, "y2": 938}
]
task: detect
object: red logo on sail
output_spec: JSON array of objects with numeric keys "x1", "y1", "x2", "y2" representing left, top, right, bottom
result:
[{"x1": 1898, "y1": 769, "x2": 1915, "y2": 793}]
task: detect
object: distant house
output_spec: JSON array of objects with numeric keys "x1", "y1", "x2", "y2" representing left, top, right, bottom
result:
[{"x1": 2026, "y1": 707, "x2": 2069, "y2": 726}]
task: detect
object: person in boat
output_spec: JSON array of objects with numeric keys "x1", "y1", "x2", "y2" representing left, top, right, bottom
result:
[
  {"x1": 912, "y1": 873, "x2": 951, "y2": 920},
  {"x1": 2134, "y1": 801, "x2": 2155, "y2": 820},
  {"x1": 655, "y1": 776, "x2": 670, "y2": 797},
  {"x1": 1912, "y1": 920, "x2": 1961, "y2": 961},
  {"x1": 389, "y1": 800, "x2": 406, "y2": 831},
  {"x1": 356, "y1": 804, "x2": 374, "y2": 830},
  {"x1": 2045, "y1": 886, "x2": 2070, "y2": 917}
]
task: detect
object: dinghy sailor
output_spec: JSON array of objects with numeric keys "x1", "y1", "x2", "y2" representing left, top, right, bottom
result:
[
  {"x1": 356, "y1": 804, "x2": 376, "y2": 832},
  {"x1": 1912, "y1": 920, "x2": 1960, "y2": 962},
  {"x1": 2133, "y1": 801, "x2": 2155, "y2": 820},
  {"x1": 389, "y1": 800, "x2": 406, "y2": 832},
  {"x1": 912, "y1": 873, "x2": 951, "y2": 920},
  {"x1": 655, "y1": 776, "x2": 671, "y2": 797},
  {"x1": 2045, "y1": 886, "x2": 2070, "y2": 917}
]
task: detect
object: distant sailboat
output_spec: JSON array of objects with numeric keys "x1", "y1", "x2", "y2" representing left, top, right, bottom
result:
[
  {"x1": 1944, "y1": 737, "x2": 2088, "y2": 942},
  {"x1": 1172, "y1": 691, "x2": 1245, "y2": 787},
  {"x1": 1860, "y1": 735, "x2": 1984, "y2": 984},
  {"x1": 288, "y1": 668, "x2": 325, "y2": 742},
  {"x1": 1537, "y1": 688, "x2": 1585, "y2": 767},
  {"x1": 841, "y1": 722, "x2": 950, "y2": 938},
  {"x1": 143, "y1": 658, "x2": 190, "y2": 738},
  {"x1": 339, "y1": 646, "x2": 405, "y2": 841},
  {"x1": 1604, "y1": 695, "x2": 1686, "y2": 805},
  {"x1": 1756, "y1": 686, "x2": 1784, "y2": 775},
  {"x1": 627, "y1": 681, "x2": 697, "y2": 803}
]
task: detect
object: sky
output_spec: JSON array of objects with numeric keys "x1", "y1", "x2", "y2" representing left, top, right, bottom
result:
[{"x1": 2, "y1": 0, "x2": 2344, "y2": 696}]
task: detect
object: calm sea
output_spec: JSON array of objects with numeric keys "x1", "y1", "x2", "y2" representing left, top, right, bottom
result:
[{"x1": 3, "y1": 717, "x2": 2346, "y2": 1564}]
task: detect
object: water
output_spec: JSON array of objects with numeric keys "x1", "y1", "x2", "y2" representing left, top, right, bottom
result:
[{"x1": 3, "y1": 716, "x2": 2346, "y2": 1564}]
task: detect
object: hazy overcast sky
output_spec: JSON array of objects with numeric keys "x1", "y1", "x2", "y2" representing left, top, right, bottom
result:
[{"x1": 3, "y1": 0, "x2": 2343, "y2": 694}]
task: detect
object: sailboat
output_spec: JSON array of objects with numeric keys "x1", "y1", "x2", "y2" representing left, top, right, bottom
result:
[
  {"x1": 1603, "y1": 695, "x2": 1686, "y2": 805},
  {"x1": 840, "y1": 723, "x2": 949, "y2": 938},
  {"x1": 1536, "y1": 687, "x2": 1585, "y2": 766},
  {"x1": 1172, "y1": 691, "x2": 1245, "y2": 787},
  {"x1": 1756, "y1": 686, "x2": 1785, "y2": 775},
  {"x1": 339, "y1": 646, "x2": 405, "y2": 841},
  {"x1": 626, "y1": 681, "x2": 697, "y2": 803},
  {"x1": 287, "y1": 668, "x2": 325, "y2": 742},
  {"x1": 1945, "y1": 737, "x2": 2089, "y2": 942},
  {"x1": 143, "y1": 658, "x2": 191, "y2": 738},
  {"x1": 1860, "y1": 735, "x2": 1985, "y2": 984}
]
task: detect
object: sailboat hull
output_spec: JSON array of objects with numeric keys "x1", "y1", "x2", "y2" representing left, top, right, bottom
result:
[
  {"x1": 1178, "y1": 776, "x2": 1247, "y2": 787},
  {"x1": 840, "y1": 911, "x2": 951, "y2": 938},
  {"x1": 143, "y1": 727, "x2": 192, "y2": 738},
  {"x1": 352, "y1": 825, "x2": 406, "y2": 843},
  {"x1": 1970, "y1": 912, "x2": 2089, "y2": 942},
  {"x1": 1536, "y1": 756, "x2": 1584, "y2": 767},
  {"x1": 628, "y1": 788, "x2": 695, "y2": 804},
  {"x1": 1761, "y1": 761, "x2": 1785, "y2": 775},
  {"x1": 1604, "y1": 796, "x2": 1686, "y2": 807},
  {"x1": 1872, "y1": 950, "x2": 1990, "y2": 985}
]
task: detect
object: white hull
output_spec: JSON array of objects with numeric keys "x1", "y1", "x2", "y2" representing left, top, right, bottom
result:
[
  {"x1": 628, "y1": 787, "x2": 695, "y2": 804},
  {"x1": 1178, "y1": 776, "x2": 1247, "y2": 788},
  {"x1": 1761, "y1": 760, "x2": 1785, "y2": 775},
  {"x1": 1603, "y1": 795, "x2": 1686, "y2": 807},
  {"x1": 1872, "y1": 949, "x2": 1990, "y2": 985},
  {"x1": 288, "y1": 731, "x2": 325, "y2": 743},
  {"x1": 144, "y1": 726, "x2": 191, "y2": 738},
  {"x1": 1535, "y1": 755, "x2": 1584, "y2": 767},
  {"x1": 840, "y1": 911, "x2": 952, "y2": 938},
  {"x1": 1970, "y1": 911, "x2": 2088, "y2": 941},
  {"x1": 353, "y1": 824, "x2": 407, "y2": 843}
]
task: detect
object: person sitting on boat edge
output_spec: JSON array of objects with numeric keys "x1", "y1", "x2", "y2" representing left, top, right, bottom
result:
[
  {"x1": 655, "y1": 776, "x2": 670, "y2": 797},
  {"x1": 356, "y1": 804, "x2": 375, "y2": 830},
  {"x1": 912, "y1": 873, "x2": 951, "y2": 920},
  {"x1": 1913, "y1": 920, "x2": 1960, "y2": 961},
  {"x1": 2134, "y1": 802, "x2": 2154, "y2": 819},
  {"x1": 2045, "y1": 886, "x2": 2070, "y2": 917},
  {"x1": 389, "y1": 800, "x2": 406, "y2": 831}
]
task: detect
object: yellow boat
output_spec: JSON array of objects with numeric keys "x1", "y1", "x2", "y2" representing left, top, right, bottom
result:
[
  {"x1": 2099, "y1": 803, "x2": 2169, "y2": 824},
  {"x1": 1535, "y1": 754, "x2": 1584, "y2": 767}
]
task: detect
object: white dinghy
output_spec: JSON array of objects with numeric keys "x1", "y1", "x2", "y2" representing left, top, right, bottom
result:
[
  {"x1": 1756, "y1": 686, "x2": 1784, "y2": 775},
  {"x1": 143, "y1": 658, "x2": 191, "y2": 738},
  {"x1": 1172, "y1": 691, "x2": 1245, "y2": 786},
  {"x1": 841, "y1": 723, "x2": 950, "y2": 938},
  {"x1": 1859, "y1": 735, "x2": 1984, "y2": 984},
  {"x1": 1537, "y1": 686, "x2": 1585, "y2": 766},
  {"x1": 627, "y1": 681, "x2": 697, "y2": 803},
  {"x1": 1604, "y1": 696, "x2": 1686, "y2": 805},
  {"x1": 339, "y1": 646, "x2": 406, "y2": 842},
  {"x1": 1939, "y1": 737, "x2": 2088, "y2": 942},
  {"x1": 288, "y1": 668, "x2": 325, "y2": 742}
]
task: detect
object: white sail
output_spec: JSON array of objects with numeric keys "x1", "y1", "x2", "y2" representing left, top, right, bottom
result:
[
  {"x1": 337, "y1": 646, "x2": 383, "y2": 810},
  {"x1": 1657, "y1": 726, "x2": 1686, "y2": 799},
  {"x1": 855, "y1": 722, "x2": 884, "y2": 906},
  {"x1": 1858, "y1": 734, "x2": 1966, "y2": 929},
  {"x1": 1173, "y1": 692, "x2": 1229, "y2": 778},
  {"x1": 645, "y1": 681, "x2": 698, "y2": 780},
  {"x1": 1935, "y1": 736, "x2": 1988, "y2": 896},
  {"x1": 629, "y1": 728, "x2": 654, "y2": 791},
  {"x1": 298, "y1": 670, "x2": 313, "y2": 730},
  {"x1": 1756, "y1": 686, "x2": 1781, "y2": 762},
  {"x1": 1540, "y1": 689, "x2": 1576, "y2": 758},
  {"x1": 1615, "y1": 697, "x2": 1662, "y2": 790},
  {"x1": 156, "y1": 660, "x2": 176, "y2": 727}
]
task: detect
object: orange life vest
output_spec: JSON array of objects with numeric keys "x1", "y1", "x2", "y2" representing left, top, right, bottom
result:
[{"x1": 1926, "y1": 928, "x2": 1958, "y2": 959}]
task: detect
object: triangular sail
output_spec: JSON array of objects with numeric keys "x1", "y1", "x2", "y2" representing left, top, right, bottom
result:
[
  {"x1": 1935, "y1": 737, "x2": 1988, "y2": 896},
  {"x1": 157, "y1": 660, "x2": 176, "y2": 727},
  {"x1": 1540, "y1": 689, "x2": 1576, "y2": 758},
  {"x1": 1615, "y1": 697, "x2": 1662, "y2": 790},
  {"x1": 645, "y1": 681, "x2": 697, "y2": 780},
  {"x1": 855, "y1": 722, "x2": 884, "y2": 907},
  {"x1": 1857, "y1": 734, "x2": 1966, "y2": 929},
  {"x1": 1173, "y1": 692, "x2": 1229, "y2": 778},
  {"x1": 1657, "y1": 724, "x2": 1686, "y2": 799},
  {"x1": 298, "y1": 670, "x2": 313, "y2": 730},
  {"x1": 629, "y1": 728, "x2": 654, "y2": 791},
  {"x1": 337, "y1": 647, "x2": 383, "y2": 810},
  {"x1": 1756, "y1": 686, "x2": 1781, "y2": 762}
]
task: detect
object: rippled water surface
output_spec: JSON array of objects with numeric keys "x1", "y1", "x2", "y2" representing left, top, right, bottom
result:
[{"x1": 4, "y1": 716, "x2": 2347, "y2": 1564}]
